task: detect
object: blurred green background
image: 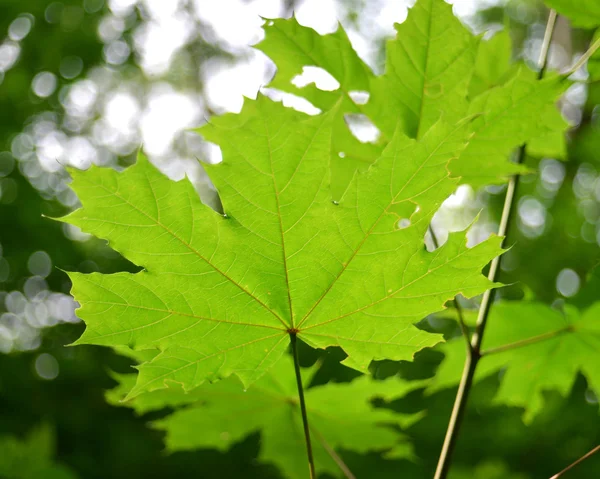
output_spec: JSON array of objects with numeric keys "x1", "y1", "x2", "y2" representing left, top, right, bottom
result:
[{"x1": 0, "y1": 0, "x2": 599, "y2": 478}]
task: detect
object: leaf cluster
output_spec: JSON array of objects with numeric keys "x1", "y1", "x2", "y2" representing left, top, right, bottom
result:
[{"x1": 59, "y1": 0, "x2": 600, "y2": 477}]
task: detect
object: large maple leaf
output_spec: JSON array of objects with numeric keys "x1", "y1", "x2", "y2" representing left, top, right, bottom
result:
[
  {"x1": 258, "y1": 0, "x2": 568, "y2": 191},
  {"x1": 62, "y1": 95, "x2": 503, "y2": 397}
]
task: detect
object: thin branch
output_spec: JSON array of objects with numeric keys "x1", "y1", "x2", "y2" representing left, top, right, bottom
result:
[
  {"x1": 480, "y1": 325, "x2": 572, "y2": 356},
  {"x1": 453, "y1": 300, "x2": 472, "y2": 356},
  {"x1": 428, "y1": 225, "x2": 473, "y2": 354},
  {"x1": 432, "y1": 10, "x2": 558, "y2": 479},
  {"x1": 434, "y1": 350, "x2": 477, "y2": 479},
  {"x1": 549, "y1": 445, "x2": 600, "y2": 479},
  {"x1": 539, "y1": 9, "x2": 557, "y2": 77},
  {"x1": 311, "y1": 426, "x2": 356, "y2": 479},
  {"x1": 290, "y1": 333, "x2": 316, "y2": 479},
  {"x1": 566, "y1": 36, "x2": 600, "y2": 76}
]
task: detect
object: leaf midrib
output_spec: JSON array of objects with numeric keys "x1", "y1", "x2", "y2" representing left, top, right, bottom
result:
[
  {"x1": 209, "y1": 112, "x2": 332, "y2": 329},
  {"x1": 414, "y1": 0, "x2": 435, "y2": 140},
  {"x1": 264, "y1": 116, "x2": 295, "y2": 329}
]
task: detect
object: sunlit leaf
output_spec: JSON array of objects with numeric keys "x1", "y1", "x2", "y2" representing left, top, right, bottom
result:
[
  {"x1": 258, "y1": 17, "x2": 383, "y2": 199},
  {"x1": 449, "y1": 69, "x2": 569, "y2": 186},
  {"x1": 258, "y1": 0, "x2": 567, "y2": 190},
  {"x1": 366, "y1": 0, "x2": 478, "y2": 139},
  {"x1": 62, "y1": 93, "x2": 503, "y2": 397},
  {"x1": 544, "y1": 0, "x2": 600, "y2": 29},
  {"x1": 469, "y1": 29, "x2": 513, "y2": 99}
]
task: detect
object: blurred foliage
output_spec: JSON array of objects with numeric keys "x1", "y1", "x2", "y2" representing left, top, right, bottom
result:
[
  {"x1": 0, "y1": 0, "x2": 599, "y2": 478},
  {"x1": 0, "y1": 423, "x2": 77, "y2": 479}
]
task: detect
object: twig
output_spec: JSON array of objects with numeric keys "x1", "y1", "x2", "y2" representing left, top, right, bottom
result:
[
  {"x1": 290, "y1": 333, "x2": 316, "y2": 479},
  {"x1": 539, "y1": 10, "x2": 558, "y2": 77},
  {"x1": 432, "y1": 10, "x2": 558, "y2": 479},
  {"x1": 453, "y1": 300, "x2": 472, "y2": 356},
  {"x1": 480, "y1": 325, "x2": 572, "y2": 356},
  {"x1": 311, "y1": 426, "x2": 357, "y2": 479},
  {"x1": 566, "y1": 36, "x2": 600, "y2": 76},
  {"x1": 428, "y1": 226, "x2": 472, "y2": 353},
  {"x1": 549, "y1": 445, "x2": 600, "y2": 479}
]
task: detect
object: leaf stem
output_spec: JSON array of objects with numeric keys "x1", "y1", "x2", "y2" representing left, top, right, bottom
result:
[
  {"x1": 550, "y1": 445, "x2": 600, "y2": 479},
  {"x1": 539, "y1": 9, "x2": 558, "y2": 77},
  {"x1": 290, "y1": 333, "x2": 316, "y2": 479},
  {"x1": 432, "y1": 10, "x2": 558, "y2": 479},
  {"x1": 480, "y1": 325, "x2": 572, "y2": 356},
  {"x1": 311, "y1": 426, "x2": 357, "y2": 479},
  {"x1": 453, "y1": 300, "x2": 472, "y2": 356},
  {"x1": 566, "y1": 36, "x2": 600, "y2": 77}
]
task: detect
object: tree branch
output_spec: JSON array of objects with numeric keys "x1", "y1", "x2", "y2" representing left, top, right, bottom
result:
[
  {"x1": 566, "y1": 36, "x2": 600, "y2": 76},
  {"x1": 432, "y1": 10, "x2": 558, "y2": 479},
  {"x1": 550, "y1": 445, "x2": 600, "y2": 479},
  {"x1": 311, "y1": 426, "x2": 356, "y2": 479}
]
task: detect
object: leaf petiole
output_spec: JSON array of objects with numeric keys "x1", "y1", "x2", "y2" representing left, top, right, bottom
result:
[
  {"x1": 565, "y1": 36, "x2": 600, "y2": 76},
  {"x1": 550, "y1": 445, "x2": 600, "y2": 479},
  {"x1": 480, "y1": 325, "x2": 572, "y2": 356},
  {"x1": 311, "y1": 426, "x2": 357, "y2": 479},
  {"x1": 290, "y1": 332, "x2": 317, "y2": 479}
]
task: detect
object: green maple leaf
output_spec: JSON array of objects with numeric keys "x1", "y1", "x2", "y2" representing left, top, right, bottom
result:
[
  {"x1": 108, "y1": 355, "x2": 425, "y2": 479},
  {"x1": 449, "y1": 69, "x2": 568, "y2": 187},
  {"x1": 258, "y1": 16, "x2": 383, "y2": 200},
  {"x1": 62, "y1": 94, "x2": 503, "y2": 397},
  {"x1": 468, "y1": 29, "x2": 513, "y2": 100},
  {"x1": 261, "y1": 0, "x2": 478, "y2": 141},
  {"x1": 469, "y1": 29, "x2": 569, "y2": 161},
  {"x1": 258, "y1": 17, "x2": 372, "y2": 107},
  {"x1": 258, "y1": 0, "x2": 479, "y2": 196},
  {"x1": 431, "y1": 301, "x2": 600, "y2": 422},
  {"x1": 365, "y1": 0, "x2": 478, "y2": 140},
  {"x1": 258, "y1": 0, "x2": 568, "y2": 191},
  {"x1": 544, "y1": 0, "x2": 600, "y2": 29}
]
